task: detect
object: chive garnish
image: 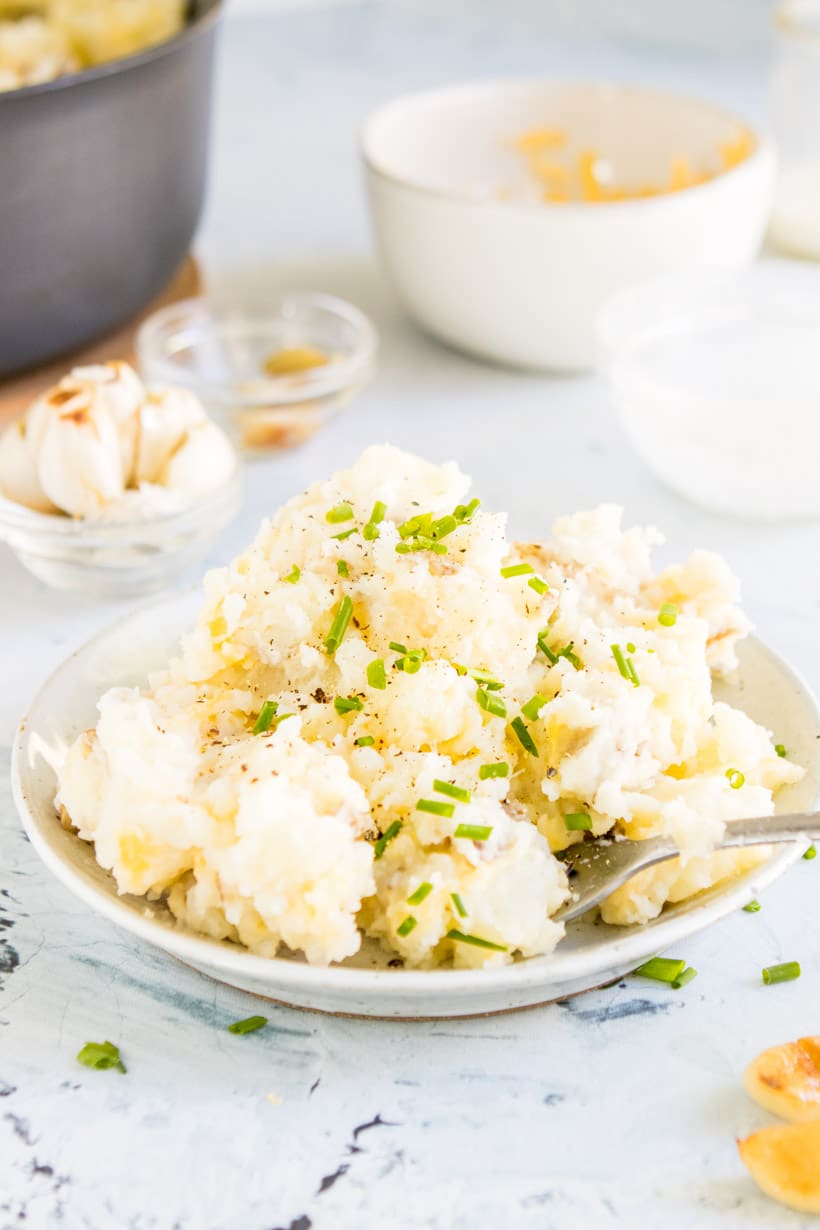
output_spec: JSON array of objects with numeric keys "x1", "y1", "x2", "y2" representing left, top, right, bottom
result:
[
  {"x1": 324, "y1": 594, "x2": 353, "y2": 654},
  {"x1": 363, "y1": 500, "x2": 386, "y2": 539},
  {"x1": 227, "y1": 1015, "x2": 268, "y2": 1035},
  {"x1": 332, "y1": 527, "x2": 358, "y2": 541},
  {"x1": 565, "y1": 812, "x2": 592, "y2": 832},
  {"x1": 253, "y1": 699, "x2": 278, "y2": 734},
  {"x1": 537, "y1": 632, "x2": 558, "y2": 664},
  {"x1": 374, "y1": 820, "x2": 402, "y2": 858},
  {"x1": 762, "y1": 961, "x2": 801, "y2": 985},
  {"x1": 454, "y1": 823, "x2": 493, "y2": 841},
  {"x1": 283, "y1": 566, "x2": 300, "y2": 583},
  {"x1": 500, "y1": 563, "x2": 534, "y2": 579},
  {"x1": 389, "y1": 641, "x2": 407, "y2": 654},
  {"x1": 537, "y1": 634, "x2": 581, "y2": 669},
  {"x1": 355, "y1": 735, "x2": 375, "y2": 747},
  {"x1": 395, "y1": 648, "x2": 426, "y2": 674},
  {"x1": 397, "y1": 916, "x2": 417, "y2": 937},
  {"x1": 453, "y1": 498, "x2": 480, "y2": 523},
  {"x1": 451, "y1": 893, "x2": 468, "y2": 918},
  {"x1": 337, "y1": 560, "x2": 349, "y2": 577},
  {"x1": 560, "y1": 643, "x2": 583, "y2": 670},
  {"x1": 367, "y1": 658, "x2": 387, "y2": 690},
  {"x1": 611, "y1": 643, "x2": 639, "y2": 686},
  {"x1": 76, "y1": 1040, "x2": 125, "y2": 1073},
  {"x1": 726, "y1": 768, "x2": 745, "y2": 790},
  {"x1": 626, "y1": 642, "x2": 636, "y2": 654},
  {"x1": 416, "y1": 799, "x2": 455, "y2": 818},
  {"x1": 433, "y1": 780, "x2": 472, "y2": 803},
  {"x1": 458, "y1": 666, "x2": 503, "y2": 688},
  {"x1": 658, "y1": 603, "x2": 678, "y2": 627},
  {"x1": 744, "y1": 900, "x2": 761, "y2": 912},
  {"x1": 672, "y1": 966, "x2": 698, "y2": 990},
  {"x1": 510, "y1": 716, "x2": 538, "y2": 756},
  {"x1": 447, "y1": 929, "x2": 508, "y2": 953},
  {"x1": 775, "y1": 743, "x2": 787, "y2": 758},
  {"x1": 476, "y1": 688, "x2": 507, "y2": 718},
  {"x1": 528, "y1": 576, "x2": 549, "y2": 596},
  {"x1": 334, "y1": 695, "x2": 363, "y2": 715},
  {"x1": 326, "y1": 502, "x2": 354, "y2": 523},
  {"x1": 633, "y1": 956, "x2": 687, "y2": 984},
  {"x1": 805, "y1": 844, "x2": 817, "y2": 860},
  {"x1": 521, "y1": 694, "x2": 548, "y2": 721},
  {"x1": 407, "y1": 882, "x2": 433, "y2": 906},
  {"x1": 479, "y1": 762, "x2": 509, "y2": 780}
]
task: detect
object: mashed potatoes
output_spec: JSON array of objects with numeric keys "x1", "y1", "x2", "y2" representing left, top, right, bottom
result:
[{"x1": 56, "y1": 446, "x2": 802, "y2": 968}]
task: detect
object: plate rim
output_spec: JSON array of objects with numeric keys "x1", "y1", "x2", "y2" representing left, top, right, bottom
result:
[{"x1": 11, "y1": 589, "x2": 820, "y2": 1001}]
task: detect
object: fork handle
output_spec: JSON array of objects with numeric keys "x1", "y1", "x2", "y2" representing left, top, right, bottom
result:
[{"x1": 720, "y1": 811, "x2": 820, "y2": 849}]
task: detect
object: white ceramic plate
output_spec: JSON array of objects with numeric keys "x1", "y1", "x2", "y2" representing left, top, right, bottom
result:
[{"x1": 12, "y1": 591, "x2": 820, "y2": 1019}]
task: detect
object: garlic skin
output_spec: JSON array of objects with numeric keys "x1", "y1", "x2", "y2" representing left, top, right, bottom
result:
[{"x1": 0, "y1": 362, "x2": 235, "y2": 521}]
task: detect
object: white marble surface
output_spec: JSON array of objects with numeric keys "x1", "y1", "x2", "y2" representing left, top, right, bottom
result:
[{"x1": 3, "y1": 4, "x2": 820, "y2": 1228}]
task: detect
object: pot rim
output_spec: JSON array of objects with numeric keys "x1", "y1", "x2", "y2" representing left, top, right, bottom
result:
[{"x1": 0, "y1": 0, "x2": 223, "y2": 104}]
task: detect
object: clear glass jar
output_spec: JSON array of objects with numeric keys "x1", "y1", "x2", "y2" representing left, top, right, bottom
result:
[{"x1": 769, "y1": 0, "x2": 820, "y2": 258}]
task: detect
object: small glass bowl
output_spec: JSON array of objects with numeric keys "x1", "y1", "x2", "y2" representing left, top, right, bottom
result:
[
  {"x1": 0, "y1": 469, "x2": 241, "y2": 597},
  {"x1": 598, "y1": 260, "x2": 820, "y2": 522},
  {"x1": 136, "y1": 293, "x2": 378, "y2": 452}
]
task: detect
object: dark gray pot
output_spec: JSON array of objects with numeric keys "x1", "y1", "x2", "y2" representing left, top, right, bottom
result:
[{"x1": 0, "y1": 0, "x2": 221, "y2": 377}]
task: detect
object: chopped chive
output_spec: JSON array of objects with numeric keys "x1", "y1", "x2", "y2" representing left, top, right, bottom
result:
[
  {"x1": 804, "y1": 844, "x2": 817, "y2": 861},
  {"x1": 453, "y1": 498, "x2": 480, "y2": 523},
  {"x1": 324, "y1": 594, "x2": 353, "y2": 654},
  {"x1": 332, "y1": 527, "x2": 358, "y2": 541},
  {"x1": 744, "y1": 899, "x2": 761, "y2": 912},
  {"x1": 326, "y1": 502, "x2": 354, "y2": 523},
  {"x1": 416, "y1": 799, "x2": 455, "y2": 818},
  {"x1": 355, "y1": 735, "x2": 375, "y2": 747},
  {"x1": 528, "y1": 576, "x2": 549, "y2": 596},
  {"x1": 565, "y1": 812, "x2": 592, "y2": 832},
  {"x1": 626, "y1": 641, "x2": 636, "y2": 654},
  {"x1": 76, "y1": 1040, "x2": 125, "y2": 1073},
  {"x1": 407, "y1": 882, "x2": 433, "y2": 906},
  {"x1": 559, "y1": 643, "x2": 583, "y2": 670},
  {"x1": 521, "y1": 693, "x2": 548, "y2": 721},
  {"x1": 283, "y1": 566, "x2": 300, "y2": 583},
  {"x1": 369, "y1": 500, "x2": 386, "y2": 524},
  {"x1": 446, "y1": 929, "x2": 508, "y2": 953},
  {"x1": 337, "y1": 560, "x2": 349, "y2": 577},
  {"x1": 362, "y1": 521, "x2": 381, "y2": 541},
  {"x1": 658, "y1": 603, "x2": 678, "y2": 627},
  {"x1": 227, "y1": 1015, "x2": 268, "y2": 1035},
  {"x1": 500, "y1": 563, "x2": 534, "y2": 579},
  {"x1": 433, "y1": 779, "x2": 472, "y2": 803},
  {"x1": 479, "y1": 761, "x2": 509, "y2": 780},
  {"x1": 253, "y1": 699, "x2": 278, "y2": 734},
  {"x1": 389, "y1": 641, "x2": 407, "y2": 655},
  {"x1": 633, "y1": 956, "x2": 687, "y2": 984},
  {"x1": 334, "y1": 695, "x2": 363, "y2": 715},
  {"x1": 461, "y1": 666, "x2": 502, "y2": 688},
  {"x1": 726, "y1": 768, "x2": 745, "y2": 790},
  {"x1": 510, "y1": 716, "x2": 538, "y2": 756},
  {"x1": 367, "y1": 658, "x2": 387, "y2": 690},
  {"x1": 451, "y1": 892, "x2": 468, "y2": 918},
  {"x1": 397, "y1": 513, "x2": 432, "y2": 540},
  {"x1": 454, "y1": 823, "x2": 493, "y2": 841},
  {"x1": 537, "y1": 631, "x2": 558, "y2": 663},
  {"x1": 395, "y1": 648, "x2": 426, "y2": 674},
  {"x1": 762, "y1": 961, "x2": 801, "y2": 985},
  {"x1": 611, "y1": 643, "x2": 639, "y2": 686},
  {"x1": 432, "y1": 514, "x2": 458, "y2": 539},
  {"x1": 374, "y1": 820, "x2": 402, "y2": 859},
  {"x1": 672, "y1": 966, "x2": 698, "y2": 990},
  {"x1": 774, "y1": 743, "x2": 787, "y2": 758},
  {"x1": 396, "y1": 916, "x2": 417, "y2": 937},
  {"x1": 476, "y1": 688, "x2": 507, "y2": 718}
]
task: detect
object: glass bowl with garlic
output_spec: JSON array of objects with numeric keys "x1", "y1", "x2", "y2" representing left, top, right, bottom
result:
[
  {"x1": 136, "y1": 294, "x2": 378, "y2": 452},
  {"x1": 0, "y1": 360, "x2": 240, "y2": 596}
]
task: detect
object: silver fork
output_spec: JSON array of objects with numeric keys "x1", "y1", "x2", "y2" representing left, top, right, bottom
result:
[{"x1": 555, "y1": 812, "x2": 820, "y2": 922}]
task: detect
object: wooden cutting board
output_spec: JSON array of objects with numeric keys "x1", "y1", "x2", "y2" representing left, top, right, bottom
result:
[{"x1": 0, "y1": 255, "x2": 202, "y2": 424}]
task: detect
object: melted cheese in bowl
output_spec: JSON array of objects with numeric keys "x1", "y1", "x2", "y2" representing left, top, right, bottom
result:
[{"x1": 56, "y1": 446, "x2": 801, "y2": 968}]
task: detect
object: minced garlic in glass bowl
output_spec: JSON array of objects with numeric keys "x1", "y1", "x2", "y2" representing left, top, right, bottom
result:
[{"x1": 0, "y1": 360, "x2": 240, "y2": 596}]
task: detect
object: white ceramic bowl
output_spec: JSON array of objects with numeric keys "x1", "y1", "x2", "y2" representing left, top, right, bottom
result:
[
  {"x1": 362, "y1": 80, "x2": 776, "y2": 371},
  {"x1": 598, "y1": 260, "x2": 820, "y2": 521},
  {"x1": 12, "y1": 590, "x2": 820, "y2": 1019}
]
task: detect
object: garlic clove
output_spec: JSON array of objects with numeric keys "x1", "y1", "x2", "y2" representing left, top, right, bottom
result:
[
  {"x1": 37, "y1": 387, "x2": 125, "y2": 517},
  {"x1": 135, "y1": 386, "x2": 206, "y2": 484},
  {"x1": 0, "y1": 417, "x2": 59, "y2": 513},
  {"x1": 157, "y1": 420, "x2": 236, "y2": 496},
  {"x1": 72, "y1": 361, "x2": 144, "y2": 485}
]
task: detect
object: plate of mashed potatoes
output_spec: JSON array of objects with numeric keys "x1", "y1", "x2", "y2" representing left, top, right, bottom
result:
[{"x1": 12, "y1": 447, "x2": 820, "y2": 1017}]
